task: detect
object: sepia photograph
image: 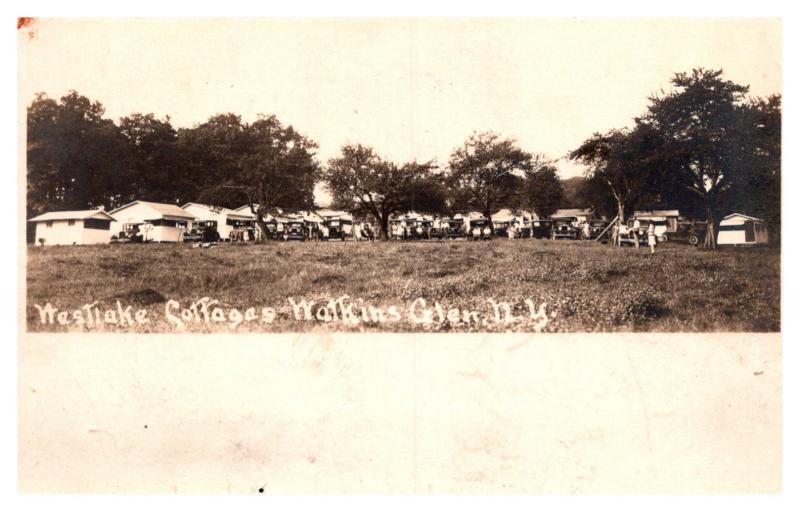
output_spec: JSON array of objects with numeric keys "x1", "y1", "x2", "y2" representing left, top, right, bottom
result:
[
  {"x1": 16, "y1": 15, "x2": 785, "y2": 495},
  {"x1": 20, "y1": 18, "x2": 781, "y2": 334}
]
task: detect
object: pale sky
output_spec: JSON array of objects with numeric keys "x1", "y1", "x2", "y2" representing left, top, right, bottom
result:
[{"x1": 19, "y1": 18, "x2": 782, "y2": 206}]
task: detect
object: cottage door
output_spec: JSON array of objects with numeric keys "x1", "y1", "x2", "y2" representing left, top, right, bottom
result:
[{"x1": 744, "y1": 220, "x2": 756, "y2": 242}]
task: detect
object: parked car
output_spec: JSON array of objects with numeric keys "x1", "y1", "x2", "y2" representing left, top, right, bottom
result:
[
  {"x1": 531, "y1": 219, "x2": 552, "y2": 239},
  {"x1": 663, "y1": 221, "x2": 706, "y2": 246},
  {"x1": 326, "y1": 218, "x2": 352, "y2": 240},
  {"x1": 469, "y1": 219, "x2": 492, "y2": 240},
  {"x1": 493, "y1": 222, "x2": 511, "y2": 238},
  {"x1": 552, "y1": 218, "x2": 579, "y2": 240},
  {"x1": 443, "y1": 218, "x2": 465, "y2": 238},
  {"x1": 181, "y1": 229, "x2": 203, "y2": 243},
  {"x1": 587, "y1": 219, "x2": 608, "y2": 240},
  {"x1": 282, "y1": 220, "x2": 307, "y2": 241},
  {"x1": 111, "y1": 223, "x2": 146, "y2": 243}
]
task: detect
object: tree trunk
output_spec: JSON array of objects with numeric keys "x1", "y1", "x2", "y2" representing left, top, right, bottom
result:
[
  {"x1": 484, "y1": 208, "x2": 494, "y2": 235},
  {"x1": 616, "y1": 201, "x2": 626, "y2": 247},
  {"x1": 379, "y1": 212, "x2": 390, "y2": 241},
  {"x1": 704, "y1": 205, "x2": 717, "y2": 250},
  {"x1": 254, "y1": 216, "x2": 271, "y2": 242}
]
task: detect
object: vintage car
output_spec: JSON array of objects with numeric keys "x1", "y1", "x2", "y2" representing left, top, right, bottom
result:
[
  {"x1": 282, "y1": 220, "x2": 307, "y2": 241},
  {"x1": 587, "y1": 219, "x2": 608, "y2": 240},
  {"x1": 111, "y1": 222, "x2": 147, "y2": 243},
  {"x1": 468, "y1": 219, "x2": 492, "y2": 240},
  {"x1": 663, "y1": 221, "x2": 706, "y2": 246},
  {"x1": 493, "y1": 221, "x2": 511, "y2": 238},
  {"x1": 515, "y1": 222, "x2": 532, "y2": 239},
  {"x1": 326, "y1": 218, "x2": 352, "y2": 240},
  {"x1": 438, "y1": 218, "x2": 465, "y2": 239},
  {"x1": 619, "y1": 219, "x2": 662, "y2": 246},
  {"x1": 531, "y1": 219, "x2": 552, "y2": 239},
  {"x1": 181, "y1": 229, "x2": 203, "y2": 243},
  {"x1": 551, "y1": 217, "x2": 579, "y2": 240},
  {"x1": 260, "y1": 219, "x2": 280, "y2": 240},
  {"x1": 410, "y1": 219, "x2": 433, "y2": 240}
]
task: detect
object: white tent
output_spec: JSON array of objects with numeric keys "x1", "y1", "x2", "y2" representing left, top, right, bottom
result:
[
  {"x1": 717, "y1": 213, "x2": 769, "y2": 245},
  {"x1": 29, "y1": 209, "x2": 117, "y2": 246}
]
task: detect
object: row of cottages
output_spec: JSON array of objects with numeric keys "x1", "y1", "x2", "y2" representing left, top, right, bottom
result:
[{"x1": 29, "y1": 210, "x2": 117, "y2": 246}]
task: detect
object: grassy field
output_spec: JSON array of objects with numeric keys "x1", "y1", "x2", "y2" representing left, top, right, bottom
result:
[{"x1": 26, "y1": 239, "x2": 780, "y2": 333}]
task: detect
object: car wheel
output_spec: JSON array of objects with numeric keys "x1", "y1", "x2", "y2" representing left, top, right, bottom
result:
[{"x1": 688, "y1": 235, "x2": 699, "y2": 246}]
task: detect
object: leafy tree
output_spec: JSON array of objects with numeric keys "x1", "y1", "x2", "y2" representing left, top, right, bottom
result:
[
  {"x1": 446, "y1": 132, "x2": 532, "y2": 233},
  {"x1": 238, "y1": 115, "x2": 319, "y2": 226},
  {"x1": 323, "y1": 144, "x2": 439, "y2": 240},
  {"x1": 27, "y1": 91, "x2": 127, "y2": 214},
  {"x1": 638, "y1": 68, "x2": 751, "y2": 249},
  {"x1": 176, "y1": 113, "x2": 251, "y2": 207},
  {"x1": 520, "y1": 164, "x2": 564, "y2": 218},
  {"x1": 118, "y1": 113, "x2": 181, "y2": 207},
  {"x1": 718, "y1": 95, "x2": 781, "y2": 243},
  {"x1": 569, "y1": 125, "x2": 661, "y2": 244}
]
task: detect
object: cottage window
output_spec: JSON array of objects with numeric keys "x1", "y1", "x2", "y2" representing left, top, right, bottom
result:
[
  {"x1": 84, "y1": 218, "x2": 111, "y2": 230},
  {"x1": 45, "y1": 221, "x2": 53, "y2": 228},
  {"x1": 68, "y1": 220, "x2": 75, "y2": 226}
]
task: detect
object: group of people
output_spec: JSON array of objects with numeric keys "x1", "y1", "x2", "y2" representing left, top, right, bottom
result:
[{"x1": 611, "y1": 218, "x2": 659, "y2": 254}]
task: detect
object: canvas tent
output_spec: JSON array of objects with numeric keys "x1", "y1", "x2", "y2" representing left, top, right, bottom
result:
[
  {"x1": 28, "y1": 209, "x2": 117, "y2": 246},
  {"x1": 717, "y1": 213, "x2": 769, "y2": 246},
  {"x1": 109, "y1": 201, "x2": 195, "y2": 242}
]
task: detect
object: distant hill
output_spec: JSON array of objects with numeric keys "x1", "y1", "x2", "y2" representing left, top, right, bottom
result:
[{"x1": 560, "y1": 176, "x2": 587, "y2": 207}]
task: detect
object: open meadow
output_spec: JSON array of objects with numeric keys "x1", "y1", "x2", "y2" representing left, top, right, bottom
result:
[{"x1": 26, "y1": 239, "x2": 780, "y2": 333}]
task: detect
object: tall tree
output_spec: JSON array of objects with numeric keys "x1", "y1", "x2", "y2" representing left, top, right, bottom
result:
[
  {"x1": 176, "y1": 113, "x2": 251, "y2": 207},
  {"x1": 323, "y1": 144, "x2": 439, "y2": 240},
  {"x1": 199, "y1": 114, "x2": 320, "y2": 237},
  {"x1": 638, "y1": 68, "x2": 751, "y2": 249},
  {"x1": 118, "y1": 113, "x2": 181, "y2": 207},
  {"x1": 569, "y1": 125, "x2": 661, "y2": 244},
  {"x1": 520, "y1": 164, "x2": 564, "y2": 218},
  {"x1": 27, "y1": 91, "x2": 127, "y2": 214},
  {"x1": 718, "y1": 95, "x2": 781, "y2": 243},
  {"x1": 447, "y1": 132, "x2": 532, "y2": 233}
]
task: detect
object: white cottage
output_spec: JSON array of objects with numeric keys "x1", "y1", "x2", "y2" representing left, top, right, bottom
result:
[
  {"x1": 28, "y1": 209, "x2": 117, "y2": 246},
  {"x1": 109, "y1": 201, "x2": 195, "y2": 243},
  {"x1": 717, "y1": 213, "x2": 769, "y2": 246},
  {"x1": 181, "y1": 203, "x2": 255, "y2": 241}
]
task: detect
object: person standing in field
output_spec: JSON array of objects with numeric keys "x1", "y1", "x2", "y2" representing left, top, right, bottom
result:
[
  {"x1": 321, "y1": 223, "x2": 329, "y2": 241},
  {"x1": 632, "y1": 217, "x2": 641, "y2": 250},
  {"x1": 647, "y1": 222, "x2": 657, "y2": 254},
  {"x1": 353, "y1": 222, "x2": 362, "y2": 242}
]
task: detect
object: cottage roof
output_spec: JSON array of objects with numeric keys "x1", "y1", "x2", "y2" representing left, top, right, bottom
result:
[
  {"x1": 181, "y1": 202, "x2": 255, "y2": 220},
  {"x1": 634, "y1": 209, "x2": 680, "y2": 217},
  {"x1": 552, "y1": 208, "x2": 593, "y2": 218},
  {"x1": 721, "y1": 213, "x2": 765, "y2": 223},
  {"x1": 28, "y1": 209, "x2": 116, "y2": 222},
  {"x1": 110, "y1": 200, "x2": 195, "y2": 220}
]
